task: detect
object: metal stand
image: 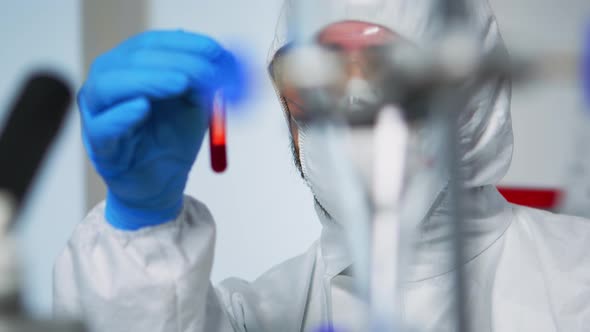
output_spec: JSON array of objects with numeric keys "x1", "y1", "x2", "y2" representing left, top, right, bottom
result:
[
  {"x1": 0, "y1": 193, "x2": 86, "y2": 332},
  {"x1": 368, "y1": 106, "x2": 410, "y2": 331}
]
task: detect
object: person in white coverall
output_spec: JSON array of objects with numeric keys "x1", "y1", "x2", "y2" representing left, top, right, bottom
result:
[{"x1": 54, "y1": 0, "x2": 590, "y2": 331}]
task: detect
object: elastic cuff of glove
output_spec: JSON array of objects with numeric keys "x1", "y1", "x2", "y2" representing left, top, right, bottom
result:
[{"x1": 105, "y1": 192, "x2": 184, "y2": 231}]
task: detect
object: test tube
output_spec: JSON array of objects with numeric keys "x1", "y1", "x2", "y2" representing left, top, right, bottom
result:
[{"x1": 210, "y1": 91, "x2": 227, "y2": 173}]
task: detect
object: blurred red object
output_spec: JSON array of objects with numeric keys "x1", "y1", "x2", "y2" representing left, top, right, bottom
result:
[{"x1": 498, "y1": 187, "x2": 562, "y2": 210}]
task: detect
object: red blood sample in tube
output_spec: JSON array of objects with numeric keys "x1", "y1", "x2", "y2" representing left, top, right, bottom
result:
[{"x1": 209, "y1": 91, "x2": 227, "y2": 173}]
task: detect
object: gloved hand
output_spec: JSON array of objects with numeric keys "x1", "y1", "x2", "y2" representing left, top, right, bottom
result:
[{"x1": 79, "y1": 30, "x2": 244, "y2": 230}]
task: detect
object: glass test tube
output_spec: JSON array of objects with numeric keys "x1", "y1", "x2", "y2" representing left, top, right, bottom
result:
[{"x1": 210, "y1": 91, "x2": 227, "y2": 173}]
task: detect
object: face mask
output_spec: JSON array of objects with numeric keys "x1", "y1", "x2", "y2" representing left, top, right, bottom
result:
[
  {"x1": 299, "y1": 120, "x2": 373, "y2": 291},
  {"x1": 298, "y1": 114, "x2": 449, "y2": 231},
  {"x1": 299, "y1": 121, "x2": 368, "y2": 225},
  {"x1": 298, "y1": 109, "x2": 449, "y2": 299}
]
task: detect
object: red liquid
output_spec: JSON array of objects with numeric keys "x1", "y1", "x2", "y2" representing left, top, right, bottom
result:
[{"x1": 210, "y1": 92, "x2": 227, "y2": 173}]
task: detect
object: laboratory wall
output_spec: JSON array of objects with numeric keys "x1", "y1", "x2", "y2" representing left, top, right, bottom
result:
[
  {"x1": 0, "y1": 1, "x2": 83, "y2": 316},
  {"x1": 493, "y1": 0, "x2": 590, "y2": 190},
  {"x1": 148, "y1": 0, "x2": 590, "y2": 285}
]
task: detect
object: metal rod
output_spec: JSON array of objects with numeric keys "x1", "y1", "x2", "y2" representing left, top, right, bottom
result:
[
  {"x1": 440, "y1": 93, "x2": 469, "y2": 332},
  {"x1": 440, "y1": 0, "x2": 469, "y2": 27},
  {"x1": 369, "y1": 105, "x2": 410, "y2": 331}
]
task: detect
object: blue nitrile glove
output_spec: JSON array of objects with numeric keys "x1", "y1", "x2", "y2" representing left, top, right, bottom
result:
[{"x1": 78, "y1": 30, "x2": 244, "y2": 230}]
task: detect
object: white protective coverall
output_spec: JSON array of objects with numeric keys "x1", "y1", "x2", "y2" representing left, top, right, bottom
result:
[{"x1": 54, "y1": 0, "x2": 590, "y2": 331}]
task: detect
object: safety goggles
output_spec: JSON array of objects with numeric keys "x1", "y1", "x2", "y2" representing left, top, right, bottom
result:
[{"x1": 269, "y1": 20, "x2": 433, "y2": 125}]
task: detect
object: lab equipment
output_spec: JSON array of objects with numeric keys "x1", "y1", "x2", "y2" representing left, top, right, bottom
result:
[
  {"x1": 210, "y1": 91, "x2": 228, "y2": 172},
  {"x1": 368, "y1": 106, "x2": 409, "y2": 330},
  {"x1": 0, "y1": 73, "x2": 85, "y2": 331},
  {"x1": 79, "y1": 30, "x2": 243, "y2": 230},
  {"x1": 0, "y1": 73, "x2": 71, "y2": 224}
]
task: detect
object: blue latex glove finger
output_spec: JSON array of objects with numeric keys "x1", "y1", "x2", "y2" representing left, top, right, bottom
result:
[
  {"x1": 118, "y1": 30, "x2": 225, "y2": 57},
  {"x1": 85, "y1": 38, "x2": 244, "y2": 110},
  {"x1": 113, "y1": 48, "x2": 240, "y2": 102},
  {"x1": 79, "y1": 30, "x2": 246, "y2": 230},
  {"x1": 81, "y1": 55, "x2": 234, "y2": 150},
  {"x1": 81, "y1": 68, "x2": 190, "y2": 116},
  {"x1": 89, "y1": 30, "x2": 225, "y2": 73},
  {"x1": 81, "y1": 97, "x2": 151, "y2": 174},
  {"x1": 120, "y1": 31, "x2": 246, "y2": 102}
]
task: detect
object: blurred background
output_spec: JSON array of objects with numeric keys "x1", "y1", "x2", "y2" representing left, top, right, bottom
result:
[{"x1": 0, "y1": 0, "x2": 588, "y2": 317}]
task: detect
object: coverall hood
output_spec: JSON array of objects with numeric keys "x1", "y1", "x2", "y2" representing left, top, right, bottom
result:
[{"x1": 268, "y1": 0, "x2": 514, "y2": 281}]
